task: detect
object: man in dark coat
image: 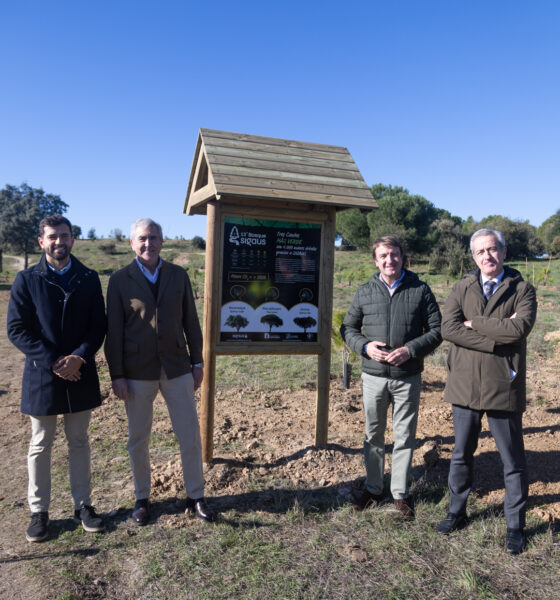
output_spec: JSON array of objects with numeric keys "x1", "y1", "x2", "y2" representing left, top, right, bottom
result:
[
  {"x1": 436, "y1": 228, "x2": 537, "y2": 555},
  {"x1": 7, "y1": 215, "x2": 107, "y2": 542},
  {"x1": 341, "y1": 236, "x2": 442, "y2": 520}
]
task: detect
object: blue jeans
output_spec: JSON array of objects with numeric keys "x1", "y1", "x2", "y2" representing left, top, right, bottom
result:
[{"x1": 361, "y1": 373, "x2": 421, "y2": 499}]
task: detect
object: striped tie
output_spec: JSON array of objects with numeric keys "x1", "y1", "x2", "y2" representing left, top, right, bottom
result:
[{"x1": 483, "y1": 280, "x2": 496, "y2": 299}]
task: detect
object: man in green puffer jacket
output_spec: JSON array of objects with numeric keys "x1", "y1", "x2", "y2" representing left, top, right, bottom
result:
[
  {"x1": 436, "y1": 229, "x2": 537, "y2": 555},
  {"x1": 341, "y1": 236, "x2": 442, "y2": 520}
]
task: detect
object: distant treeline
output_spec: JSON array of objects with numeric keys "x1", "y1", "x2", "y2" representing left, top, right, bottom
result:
[{"x1": 336, "y1": 184, "x2": 560, "y2": 276}]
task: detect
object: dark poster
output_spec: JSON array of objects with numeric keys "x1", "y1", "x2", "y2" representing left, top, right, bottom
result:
[{"x1": 220, "y1": 217, "x2": 321, "y2": 342}]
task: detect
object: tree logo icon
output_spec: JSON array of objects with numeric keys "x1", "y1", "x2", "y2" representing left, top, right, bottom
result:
[{"x1": 229, "y1": 226, "x2": 240, "y2": 246}]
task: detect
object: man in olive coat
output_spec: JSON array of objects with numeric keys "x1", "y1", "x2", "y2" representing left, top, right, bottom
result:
[
  {"x1": 105, "y1": 218, "x2": 213, "y2": 525},
  {"x1": 341, "y1": 236, "x2": 441, "y2": 519},
  {"x1": 7, "y1": 215, "x2": 106, "y2": 542},
  {"x1": 437, "y1": 229, "x2": 537, "y2": 555}
]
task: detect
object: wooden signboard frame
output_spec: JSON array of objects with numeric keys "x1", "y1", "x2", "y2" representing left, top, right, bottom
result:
[{"x1": 200, "y1": 198, "x2": 336, "y2": 462}]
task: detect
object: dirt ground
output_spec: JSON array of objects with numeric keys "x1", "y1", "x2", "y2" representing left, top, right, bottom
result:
[{"x1": 0, "y1": 277, "x2": 559, "y2": 597}]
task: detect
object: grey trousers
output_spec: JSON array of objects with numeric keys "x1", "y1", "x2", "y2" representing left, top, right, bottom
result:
[
  {"x1": 448, "y1": 404, "x2": 528, "y2": 529},
  {"x1": 125, "y1": 370, "x2": 205, "y2": 501},
  {"x1": 28, "y1": 410, "x2": 92, "y2": 512},
  {"x1": 361, "y1": 372, "x2": 421, "y2": 499}
]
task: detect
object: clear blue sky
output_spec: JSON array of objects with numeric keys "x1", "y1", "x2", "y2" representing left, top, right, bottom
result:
[{"x1": 1, "y1": 0, "x2": 558, "y2": 240}]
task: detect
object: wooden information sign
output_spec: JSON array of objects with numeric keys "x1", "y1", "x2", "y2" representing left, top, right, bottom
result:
[{"x1": 184, "y1": 129, "x2": 376, "y2": 462}]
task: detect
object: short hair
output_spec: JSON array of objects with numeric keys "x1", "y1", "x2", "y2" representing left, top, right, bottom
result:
[
  {"x1": 38, "y1": 215, "x2": 72, "y2": 237},
  {"x1": 470, "y1": 229, "x2": 506, "y2": 255},
  {"x1": 130, "y1": 218, "x2": 163, "y2": 240},
  {"x1": 372, "y1": 235, "x2": 403, "y2": 260}
]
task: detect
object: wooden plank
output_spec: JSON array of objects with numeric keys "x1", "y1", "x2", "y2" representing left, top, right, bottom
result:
[
  {"x1": 315, "y1": 207, "x2": 336, "y2": 445},
  {"x1": 204, "y1": 144, "x2": 361, "y2": 173},
  {"x1": 220, "y1": 202, "x2": 329, "y2": 223},
  {"x1": 205, "y1": 151, "x2": 362, "y2": 180},
  {"x1": 211, "y1": 164, "x2": 369, "y2": 190},
  {"x1": 201, "y1": 128, "x2": 349, "y2": 155},
  {"x1": 201, "y1": 135, "x2": 355, "y2": 163},
  {"x1": 200, "y1": 201, "x2": 221, "y2": 463},
  {"x1": 215, "y1": 184, "x2": 376, "y2": 209},
  {"x1": 212, "y1": 173, "x2": 374, "y2": 198},
  {"x1": 184, "y1": 132, "x2": 203, "y2": 212}
]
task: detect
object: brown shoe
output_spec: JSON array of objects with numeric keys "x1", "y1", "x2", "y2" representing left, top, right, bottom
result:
[
  {"x1": 352, "y1": 489, "x2": 384, "y2": 511},
  {"x1": 393, "y1": 498, "x2": 414, "y2": 521}
]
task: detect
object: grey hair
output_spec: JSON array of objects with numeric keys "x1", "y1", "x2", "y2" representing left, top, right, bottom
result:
[
  {"x1": 130, "y1": 218, "x2": 163, "y2": 240},
  {"x1": 470, "y1": 229, "x2": 506, "y2": 255}
]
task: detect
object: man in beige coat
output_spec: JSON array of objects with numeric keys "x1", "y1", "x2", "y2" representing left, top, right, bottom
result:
[
  {"x1": 105, "y1": 218, "x2": 214, "y2": 524},
  {"x1": 436, "y1": 229, "x2": 536, "y2": 554}
]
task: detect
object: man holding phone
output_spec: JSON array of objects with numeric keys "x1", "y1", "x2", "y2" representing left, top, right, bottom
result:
[{"x1": 341, "y1": 236, "x2": 441, "y2": 519}]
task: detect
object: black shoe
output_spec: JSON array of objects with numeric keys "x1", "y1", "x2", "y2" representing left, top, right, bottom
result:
[
  {"x1": 26, "y1": 512, "x2": 49, "y2": 543},
  {"x1": 351, "y1": 489, "x2": 384, "y2": 511},
  {"x1": 437, "y1": 512, "x2": 468, "y2": 535},
  {"x1": 74, "y1": 503, "x2": 105, "y2": 533},
  {"x1": 506, "y1": 528, "x2": 526, "y2": 555},
  {"x1": 186, "y1": 498, "x2": 215, "y2": 522},
  {"x1": 132, "y1": 499, "x2": 150, "y2": 526}
]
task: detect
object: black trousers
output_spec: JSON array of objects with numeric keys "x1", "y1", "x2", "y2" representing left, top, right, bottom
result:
[{"x1": 448, "y1": 404, "x2": 528, "y2": 529}]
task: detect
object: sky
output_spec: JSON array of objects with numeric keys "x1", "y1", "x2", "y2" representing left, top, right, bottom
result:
[{"x1": 1, "y1": 0, "x2": 558, "y2": 240}]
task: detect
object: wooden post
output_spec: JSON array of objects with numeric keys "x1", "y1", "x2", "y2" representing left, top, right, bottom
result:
[
  {"x1": 315, "y1": 207, "x2": 336, "y2": 446},
  {"x1": 200, "y1": 201, "x2": 220, "y2": 463}
]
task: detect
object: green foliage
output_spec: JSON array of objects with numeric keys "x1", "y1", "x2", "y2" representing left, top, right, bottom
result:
[
  {"x1": 191, "y1": 235, "x2": 206, "y2": 249},
  {"x1": 71, "y1": 224, "x2": 82, "y2": 239},
  {"x1": 98, "y1": 241, "x2": 116, "y2": 254},
  {"x1": 110, "y1": 227, "x2": 124, "y2": 241},
  {"x1": 429, "y1": 217, "x2": 470, "y2": 276},
  {"x1": 335, "y1": 209, "x2": 370, "y2": 250},
  {"x1": 87, "y1": 227, "x2": 97, "y2": 240},
  {"x1": 478, "y1": 215, "x2": 544, "y2": 258},
  {"x1": 367, "y1": 184, "x2": 441, "y2": 255},
  {"x1": 0, "y1": 183, "x2": 68, "y2": 267},
  {"x1": 538, "y1": 209, "x2": 560, "y2": 255}
]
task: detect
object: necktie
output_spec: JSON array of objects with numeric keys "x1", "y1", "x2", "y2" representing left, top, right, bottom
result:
[{"x1": 483, "y1": 280, "x2": 496, "y2": 299}]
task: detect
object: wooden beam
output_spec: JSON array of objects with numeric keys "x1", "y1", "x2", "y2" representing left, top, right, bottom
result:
[
  {"x1": 200, "y1": 201, "x2": 220, "y2": 463},
  {"x1": 315, "y1": 207, "x2": 336, "y2": 446}
]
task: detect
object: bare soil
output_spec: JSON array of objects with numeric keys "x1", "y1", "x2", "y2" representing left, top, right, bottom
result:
[{"x1": 0, "y1": 279, "x2": 559, "y2": 597}]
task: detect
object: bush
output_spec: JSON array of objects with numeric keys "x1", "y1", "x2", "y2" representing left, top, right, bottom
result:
[
  {"x1": 99, "y1": 241, "x2": 116, "y2": 254},
  {"x1": 191, "y1": 236, "x2": 206, "y2": 250}
]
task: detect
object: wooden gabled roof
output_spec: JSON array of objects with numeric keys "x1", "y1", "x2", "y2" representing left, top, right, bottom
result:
[{"x1": 184, "y1": 129, "x2": 376, "y2": 215}]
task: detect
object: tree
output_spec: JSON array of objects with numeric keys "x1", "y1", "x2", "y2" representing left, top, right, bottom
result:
[
  {"x1": 429, "y1": 217, "x2": 470, "y2": 276},
  {"x1": 478, "y1": 216, "x2": 544, "y2": 259},
  {"x1": 71, "y1": 225, "x2": 82, "y2": 239},
  {"x1": 336, "y1": 209, "x2": 371, "y2": 250},
  {"x1": 367, "y1": 184, "x2": 440, "y2": 255},
  {"x1": 0, "y1": 183, "x2": 68, "y2": 268},
  {"x1": 87, "y1": 227, "x2": 97, "y2": 240},
  {"x1": 191, "y1": 235, "x2": 206, "y2": 250},
  {"x1": 225, "y1": 314, "x2": 249, "y2": 331},
  {"x1": 110, "y1": 228, "x2": 124, "y2": 241},
  {"x1": 260, "y1": 314, "x2": 283, "y2": 332},
  {"x1": 537, "y1": 210, "x2": 560, "y2": 255},
  {"x1": 293, "y1": 316, "x2": 317, "y2": 333}
]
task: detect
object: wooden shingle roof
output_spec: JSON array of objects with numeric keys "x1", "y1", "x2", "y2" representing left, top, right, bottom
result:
[{"x1": 184, "y1": 129, "x2": 376, "y2": 215}]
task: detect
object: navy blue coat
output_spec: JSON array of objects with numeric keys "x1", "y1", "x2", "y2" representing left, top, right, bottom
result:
[{"x1": 7, "y1": 254, "x2": 107, "y2": 416}]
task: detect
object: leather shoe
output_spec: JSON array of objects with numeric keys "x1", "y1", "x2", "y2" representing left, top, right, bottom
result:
[
  {"x1": 132, "y1": 499, "x2": 150, "y2": 526},
  {"x1": 351, "y1": 489, "x2": 384, "y2": 511},
  {"x1": 186, "y1": 498, "x2": 215, "y2": 522},
  {"x1": 505, "y1": 528, "x2": 525, "y2": 555},
  {"x1": 393, "y1": 498, "x2": 415, "y2": 521},
  {"x1": 437, "y1": 512, "x2": 468, "y2": 535}
]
